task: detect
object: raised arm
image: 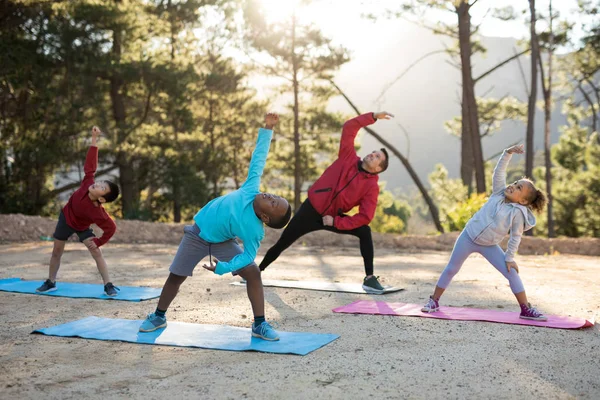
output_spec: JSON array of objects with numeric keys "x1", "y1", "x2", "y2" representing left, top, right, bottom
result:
[
  {"x1": 240, "y1": 113, "x2": 278, "y2": 193},
  {"x1": 338, "y1": 112, "x2": 393, "y2": 159},
  {"x1": 81, "y1": 126, "x2": 101, "y2": 188},
  {"x1": 492, "y1": 144, "x2": 523, "y2": 194}
]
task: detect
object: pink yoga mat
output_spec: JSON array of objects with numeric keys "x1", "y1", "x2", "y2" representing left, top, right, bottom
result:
[{"x1": 333, "y1": 300, "x2": 594, "y2": 330}]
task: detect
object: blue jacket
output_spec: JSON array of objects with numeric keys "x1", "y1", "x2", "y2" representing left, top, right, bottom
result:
[{"x1": 193, "y1": 128, "x2": 273, "y2": 275}]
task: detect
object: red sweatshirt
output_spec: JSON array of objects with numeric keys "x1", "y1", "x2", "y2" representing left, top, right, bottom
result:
[
  {"x1": 62, "y1": 146, "x2": 116, "y2": 247},
  {"x1": 307, "y1": 113, "x2": 380, "y2": 231}
]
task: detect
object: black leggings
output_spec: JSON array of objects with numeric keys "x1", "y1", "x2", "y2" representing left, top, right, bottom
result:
[{"x1": 259, "y1": 199, "x2": 374, "y2": 276}]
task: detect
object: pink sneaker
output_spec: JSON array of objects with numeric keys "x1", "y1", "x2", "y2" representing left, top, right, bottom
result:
[
  {"x1": 519, "y1": 303, "x2": 548, "y2": 321},
  {"x1": 421, "y1": 296, "x2": 440, "y2": 313}
]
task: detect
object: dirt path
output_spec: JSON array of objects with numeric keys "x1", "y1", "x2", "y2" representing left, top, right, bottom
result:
[{"x1": 0, "y1": 242, "x2": 598, "y2": 399}]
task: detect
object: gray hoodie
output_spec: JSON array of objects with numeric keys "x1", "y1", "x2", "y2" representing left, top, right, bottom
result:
[{"x1": 464, "y1": 150, "x2": 536, "y2": 262}]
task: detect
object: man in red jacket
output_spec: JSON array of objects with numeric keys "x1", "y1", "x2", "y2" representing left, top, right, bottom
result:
[
  {"x1": 259, "y1": 111, "x2": 394, "y2": 293},
  {"x1": 36, "y1": 126, "x2": 121, "y2": 296}
]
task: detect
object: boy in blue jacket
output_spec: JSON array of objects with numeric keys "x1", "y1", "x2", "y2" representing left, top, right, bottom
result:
[{"x1": 140, "y1": 113, "x2": 292, "y2": 340}]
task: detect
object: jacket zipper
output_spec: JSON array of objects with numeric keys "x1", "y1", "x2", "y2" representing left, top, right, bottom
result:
[
  {"x1": 314, "y1": 188, "x2": 332, "y2": 193},
  {"x1": 321, "y1": 171, "x2": 360, "y2": 216}
]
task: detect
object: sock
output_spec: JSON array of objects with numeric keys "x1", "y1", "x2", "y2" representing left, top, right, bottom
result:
[
  {"x1": 155, "y1": 308, "x2": 167, "y2": 318},
  {"x1": 253, "y1": 316, "x2": 265, "y2": 328}
]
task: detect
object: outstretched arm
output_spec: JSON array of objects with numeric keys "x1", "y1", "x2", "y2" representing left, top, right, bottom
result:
[
  {"x1": 240, "y1": 113, "x2": 278, "y2": 193},
  {"x1": 205, "y1": 235, "x2": 261, "y2": 276},
  {"x1": 338, "y1": 111, "x2": 394, "y2": 159},
  {"x1": 492, "y1": 144, "x2": 523, "y2": 193},
  {"x1": 82, "y1": 126, "x2": 101, "y2": 187}
]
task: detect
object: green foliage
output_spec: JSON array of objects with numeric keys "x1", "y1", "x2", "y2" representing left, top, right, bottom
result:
[
  {"x1": 444, "y1": 96, "x2": 527, "y2": 138},
  {"x1": 444, "y1": 193, "x2": 488, "y2": 232},
  {"x1": 369, "y1": 188, "x2": 412, "y2": 234},
  {"x1": 346, "y1": 183, "x2": 412, "y2": 234}
]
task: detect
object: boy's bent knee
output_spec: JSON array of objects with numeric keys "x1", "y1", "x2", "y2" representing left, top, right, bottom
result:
[{"x1": 238, "y1": 264, "x2": 261, "y2": 281}]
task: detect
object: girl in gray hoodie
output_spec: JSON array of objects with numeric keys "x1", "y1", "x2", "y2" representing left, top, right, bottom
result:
[{"x1": 422, "y1": 144, "x2": 548, "y2": 321}]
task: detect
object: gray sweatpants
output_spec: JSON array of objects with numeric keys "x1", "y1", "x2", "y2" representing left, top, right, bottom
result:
[{"x1": 169, "y1": 224, "x2": 256, "y2": 277}]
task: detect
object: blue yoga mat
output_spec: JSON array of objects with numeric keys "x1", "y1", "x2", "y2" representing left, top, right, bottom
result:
[
  {"x1": 0, "y1": 278, "x2": 161, "y2": 302},
  {"x1": 32, "y1": 316, "x2": 339, "y2": 356}
]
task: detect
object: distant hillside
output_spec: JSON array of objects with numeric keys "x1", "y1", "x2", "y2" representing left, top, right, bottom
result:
[{"x1": 330, "y1": 24, "x2": 567, "y2": 192}]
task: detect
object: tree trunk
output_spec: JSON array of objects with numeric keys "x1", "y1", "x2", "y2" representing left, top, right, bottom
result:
[
  {"x1": 109, "y1": 20, "x2": 136, "y2": 218},
  {"x1": 525, "y1": 0, "x2": 538, "y2": 180},
  {"x1": 543, "y1": 1, "x2": 555, "y2": 238},
  {"x1": 457, "y1": 2, "x2": 486, "y2": 193},
  {"x1": 168, "y1": 1, "x2": 182, "y2": 223},
  {"x1": 292, "y1": 14, "x2": 301, "y2": 211},
  {"x1": 460, "y1": 101, "x2": 474, "y2": 192}
]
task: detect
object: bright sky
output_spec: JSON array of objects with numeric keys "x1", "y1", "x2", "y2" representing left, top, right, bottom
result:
[{"x1": 256, "y1": 0, "x2": 584, "y2": 50}]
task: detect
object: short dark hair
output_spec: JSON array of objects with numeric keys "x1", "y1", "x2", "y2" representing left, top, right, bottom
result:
[
  {"x1": 378, "y1": 148, "x2": 389, "y2": 173},
  {"x1": 103, "y1": 181, "x2": 120, "y2": 203},
  {"x1": 268, "y1": 204, "x2": 292, "y2": 229}
]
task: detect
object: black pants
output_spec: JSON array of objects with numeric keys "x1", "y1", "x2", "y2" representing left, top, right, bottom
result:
[{"x1": 259, "y1": 199, "x2": 374, "y2": 276}]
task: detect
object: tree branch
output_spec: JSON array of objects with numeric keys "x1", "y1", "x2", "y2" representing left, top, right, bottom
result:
[
  {"x1": 329, "y1": 79, "x2": 444, "y2": 233},
  {"x1": 514, "y1": 46, "x2": 530, "y2": 98},
  {"x1": 486, "y1": 141, "x2": 521, "y2": 161},
  {"x1": 51, "y1": 165, "x2": 119, "y2": 196},
  {"x1": 121, "y1": 87, "x2": 154, "y2": 142},
  {"x1": 474, "y1": 48, "x2": 530, "y2": 84},
  {"x1": 372, "y1": 49, "x2": 447, "y2": 106},
  {"x1": 537, "y1": 45, "x2": 548, "y2": 97},
  {"x1": 578, "y1": 82, "x2": 598, "y2": 133}
]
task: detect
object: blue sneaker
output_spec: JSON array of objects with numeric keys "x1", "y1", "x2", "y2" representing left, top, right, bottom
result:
[
  {"x1": 251, "y1": 321, "x2": 280, "y2": 341},
  {"x1": 139, "y1": 313, "x2": 167, "y2": 332}
]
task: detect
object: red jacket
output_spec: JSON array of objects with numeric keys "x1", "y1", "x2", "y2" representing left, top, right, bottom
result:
[
  {"x1": 308, "y1": 113, "x2": 379, "y2": 230},
  {"x1": 63, "y1": 146, "x2": 116, "y2": 247}
]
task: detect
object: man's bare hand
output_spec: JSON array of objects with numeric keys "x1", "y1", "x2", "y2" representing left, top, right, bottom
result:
[
  {"x1": 373, "y1": 111, "x2": 394, "y2": 120},
  {"x1": 265, "y1": 113, "x2": 279, "y2": 129},
  {"x1": 322, "y1": 215, "x2": 334, "y2": 226}
]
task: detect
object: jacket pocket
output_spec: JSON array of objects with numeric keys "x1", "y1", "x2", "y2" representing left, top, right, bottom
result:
[{"x1": 314, "y1": 187, "x2": 332, "y2": 193}]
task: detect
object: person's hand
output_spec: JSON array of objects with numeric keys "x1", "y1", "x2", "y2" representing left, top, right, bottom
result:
[
  {"x1": 92, "y1": 126, "x2": 102, "y2": 138},
  {"x1": 506, "y1": 144, "x2": 524, "y2": 154},
  {"x1": 373, "y1": 111, "x2": 394, "y2": 120},
  {"x1": 322, "y1": 215, "x2": 334, "y2": 226},
  {"x1": 91, "y1": 126, "x2": 102, "y2": 146},
  {"x1": 202, "y1": 257, "x2": 220, "y2": 273},
  {"x1": 264, "y1": 113, "x2": 279, "y2": 129},
  {"x1": 506, "y1": 261, "x2": 519, "y2": 274},
  {"x1": 83, "y1": 238, "x2": 99, "y2": 252}
]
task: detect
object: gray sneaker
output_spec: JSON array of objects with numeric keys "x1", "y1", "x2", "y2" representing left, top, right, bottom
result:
[
  {"x1": 104, "y1": 282, "x2": 119, "y2": 297},
  {"x1": 36, "y1": 279, "x2": 57, "y2": 293},
  {"x1": 362, "y1": 275, "x2": 385, "y2": 294}
]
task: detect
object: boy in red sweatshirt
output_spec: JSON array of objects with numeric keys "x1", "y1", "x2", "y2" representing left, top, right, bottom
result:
[
  {"x1": 36, "y1": 126, "x2": 121, "y2": 296},
  {"x1": 259, "y1": 111, "x2": 394, "y2": 293}
]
